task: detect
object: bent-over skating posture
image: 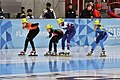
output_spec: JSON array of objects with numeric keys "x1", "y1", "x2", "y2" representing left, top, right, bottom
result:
[
  {"x1": 87, "y1": 19, "x2": 114, "y2": 57},
  {"x1": 57, "y1": 18, "x2": 76, "y2": 56},
  {"x1": 18, "y1": 18, "x2": 39, "y2": 56},
  {"x1": 45, "y1": 24, "x2": 63, "y2": 56}
]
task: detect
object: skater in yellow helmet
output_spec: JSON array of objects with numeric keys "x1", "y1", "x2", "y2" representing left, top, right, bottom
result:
[
  {"x1": 94, "y1": 19, "x2": 101, "y2": 25},
  {"x1": 57, "y1": 18, "x2": 76, "y2": 57},
  {"x1": 45, "y1": 24, "x2": 63, "y2": 56},
  {"x1": 87, "y1": 19, "x2": 114, "y2": 57},
  {"x1": 57, "y1": 18, "x2": 64, "y2": 24},
  {"x1": 18, "y1": 18, "x2": 40, "y2": 56}
]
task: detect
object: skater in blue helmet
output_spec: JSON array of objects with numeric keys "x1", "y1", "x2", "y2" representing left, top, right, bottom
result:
[
  {"x1": 87, "y1": 19, "x2": 114, "y2": 57},
  {"x1": 57, "y1": 18, "x2": 76, "y2": 56}
]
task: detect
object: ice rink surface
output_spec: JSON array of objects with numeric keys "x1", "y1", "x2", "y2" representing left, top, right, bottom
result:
[{"x1": 0, "y1": 46, "x2": 120, "y2": 80}]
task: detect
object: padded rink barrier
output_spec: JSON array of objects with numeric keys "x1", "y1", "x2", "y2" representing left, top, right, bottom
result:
[{"x1": 0, "y1": 19, "x2": 120, "y2": 49}]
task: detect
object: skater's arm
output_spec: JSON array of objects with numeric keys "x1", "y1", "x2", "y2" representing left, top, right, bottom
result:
[
  {"x1": 95, "y1": 31, "x2": 98, "y2": 37},
  {"x1": 49, "y1": 33, "x2": 52, "y2": 38},
  {"x1": 61, "y1": 22, "x2": 69, "y2": 29},
  {"x1": 100, "y1": 27, "x2": 114, "y2": 35},
  {"x1": 100, "y1": 27, "x2": 109, "y2": 33}
]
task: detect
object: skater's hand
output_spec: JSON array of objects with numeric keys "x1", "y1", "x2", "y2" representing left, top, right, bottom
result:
[
  {"x1": 108, "y1": 32, "x2": 114, "y2": 36},
  {"x1": 22, "y1": 27, "x2": 25, "y2": 29}
]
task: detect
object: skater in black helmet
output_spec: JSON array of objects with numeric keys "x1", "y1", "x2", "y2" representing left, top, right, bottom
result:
[
  {"x1": 45, "y1": 24, "x2": 63, "y2": 56},
  {"x1": 18, "y1": 18, "x2": 39, "y2": 56}
]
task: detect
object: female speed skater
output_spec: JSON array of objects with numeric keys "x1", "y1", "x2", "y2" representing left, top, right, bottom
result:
[
  {"x1": 57, "y1": 18, "x2": 76, "y2": 56},
  {"x1": 18, "y1": 18, "x2": 40, "y2": 56},
  {"x1": 45, "y1": 24, "x2": 63, "y2": 56},
  {"x1": 87, "y1": 19, "x2": 114, "y2": 57}
]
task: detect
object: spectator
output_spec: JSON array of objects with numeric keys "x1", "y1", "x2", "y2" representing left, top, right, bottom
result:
[
  {"x1": 21, "y1": 14, "x2": 26, "y2": 18},
  {"x1": 89, "y1": 0, "x2": 95, "y2": 18},
  {"x1": 89, "y1": 0, "x2": 95, "y2": 9},
  {"x1": 0, "y1": 7, "x2": 5, "y2": 19},
  {"x1": 40, "y1": 2, "x2": 56, "y2": 19},
  {"x1": 65, "y1": 3, "x2": 76, "y2": 18},
  {"x1": 107, "y1": 7, "x2": 120, "y2": 18},
  {"x1": 80, "y1": 4, "x2": 93, "y2": 18},
  {"x1": 26, "y1": 9, "x2": 34, "y2": 19},
  {"x1": 93, "y1": 4, "x2": 102, "y2": 18},
  {"x1": 16, "y1": 7, "x2": 26, "y2": 18}
]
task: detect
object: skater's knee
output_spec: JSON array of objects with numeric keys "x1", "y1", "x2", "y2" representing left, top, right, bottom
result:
[
  {"x1": 25, "y1": 38, "x2": 29, "y2": 42},
  {"x1": 67, "y1": 39, "x2": 70, "y2": 43},
  {"x1": 99, "y1": 40, "x2": 103, "y2": 44},
  {"x1": 62, "y1": 39, "x2": 65, "y2": 43},
  {"x1": 30, "y1": 40, "x2": 34, "y2": 43},
  {"x1": 54, "y1": 42, "x2": 57, "y2": 45},
  {"x1": 50, "y1": 39, "x2": 53, "y2": 43},
  {"x1": 95, "y1": 40, "x2": 99, "y2": 44}
]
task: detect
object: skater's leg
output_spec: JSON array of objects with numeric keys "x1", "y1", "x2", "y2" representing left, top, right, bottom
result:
[
  {"x1": 49, "y1": 36, "x2": 56, "y2": 51},
  {"x1": 91, "y1": 35, "x2": 103, "y2": 51},
  {"x1": 19, "y1": 30, "x2": 31, "y2": 55},
  {"x1": 53, "y1": 36, "x2": 60, "y2": 53},
  {"x1": 49, "y1": 38, "x2": 53, "y2": 52},
  {"x1": 87, "y1": 35, "x2": 101, "y2": 56},
  {"x1": 19, "y1": 38, "x2": 29, "y2": 55},
  {"x1": 67, "y1": 29, "x2": 76, "y2": 50},
  {"x1": 99, "y1": 35, "x2": 108, "y2": 50},
  {"x1": 28, "y1": 28, "x2": 39, "y2": 51},
  {"x1": 30, "y1": 40, "x2": 35, "y2": 51},
  {"x1": 99, "y1": 35, "x2": 108, "y2": 57},
  {"x1": 91, "y1": 41, "x2": 97, "y2": 51},
  {"x1": 87, "y1": 41, "x2": 97, "y2": 56},
  {"x1": 24, "y1": 38, "x2": 30, "y2": 52},
  {"x1": 29, "y1": 39, "x2": 38, "y2": 56},
  {"x1": 62, "y1": 33, "x2": 67, "y2": 50},
  {"x1": 28, "y1": 28, "x2": 39, "y2": 56},
  {"x1": 54, "y1": 42, "x2": 57, "y2": 53},
  {"x1": 24, "y1": 28, "x2": 39, "y2": 52}
]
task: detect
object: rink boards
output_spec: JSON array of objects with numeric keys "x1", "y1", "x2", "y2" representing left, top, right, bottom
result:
[{"x1": 0, "y1": 19, "x2": 120, "y2": 49}]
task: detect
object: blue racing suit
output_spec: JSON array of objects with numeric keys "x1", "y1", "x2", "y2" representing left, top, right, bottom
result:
[
  {"x1": 61, "y1": 22, "x2": 76, "y2": 50},
  {"x1": 91, "y1": 26, "x2": 108, "y2": 51}
]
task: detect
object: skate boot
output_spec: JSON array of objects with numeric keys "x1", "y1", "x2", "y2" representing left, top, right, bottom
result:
[
  {"x1": 18, "y1": 51, "x2": 25, "y2": 56},
  {"x1": 86, "y1": 51, "x2": 93, "y2": 56},
  {"x1": 44, "y1": 51, "x2": 52, "y2": 56},
  {"x1": 51, "y1": 51, "x2": 58, "y2": 56},
  {"x1": 65, "y1": 50, "x2": 71, "y2": 57},
  {"x1": 100, "y1": 51, "x2": 107, "y2": 57},
  {"x1": 29, "y1": 51, "x2": 38, "y2": 56},
  {"x1": 59, "y1": 50, "x2": 65, "y2": 56}
]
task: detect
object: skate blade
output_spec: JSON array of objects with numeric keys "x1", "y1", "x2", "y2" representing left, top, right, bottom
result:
[
  {"x1": 86, "y1": 54, "x2": 92, "y2": 57},
  {"x1": 100, "y1": 55, "x2": 107, "y2": 57},
  {"x1": 44, "y1": 54, "x2": 58, "y2": 56},
  {"x1": 58, "y1": 55, "x2": 71, "y2": 57},
  {"x1": 51, "y1": 54, "x2": 58, "y2": 56},
  {"x1": 44, "y1": 54, "x2": 52, "y2": 56},
  {"x1": 18, "y1": 54, "x2": 26, "y2": 56},
  {"x1": 29, "y1": 54, "x2": 38, "y2": 56},
  {"x1": 86, "y1": 55, "x2": 92, "y2": 57},
  {"x1": 58, "y1": 54, "x2": 71, "y2": 57}
]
